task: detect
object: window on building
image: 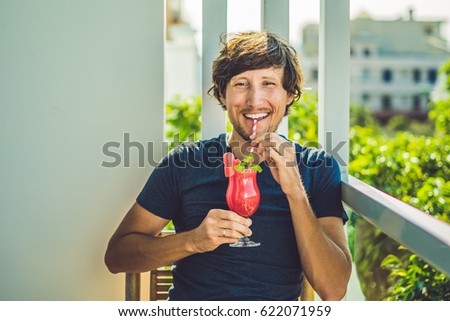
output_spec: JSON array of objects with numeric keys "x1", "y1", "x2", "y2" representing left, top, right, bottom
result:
[
  {"x1": 350, "y1": 47, "x2": 354, "y2": 57},
  {"x1": 312, "y1": 69, "x2": 318, "y2": 81},
  {"x1": 427, "y1": 69, "x2": 437, "y2": 84},
  {"x1": 362, "y1": 68, "x2": 370, "y2": 82},
  {"x1": 382, "y1": 69, "x2": 393, "y2": 83},
  {"x1": 424, "y1": 25, "x2": 433, "y2": 35},
  {"x1": 412, "y1": 95, "x2": 421, "y2": 111},
  {"x1": 381, "y1": 95, "x2": 392, "y2": 110},
  {"x1": 362, "y1": 93, "x2": 370, "y2": 103},
  {"x1": 413, "y1": 69, "x2": 421, "y2": 83},
  {"x1": 363, "y1": 48, "x2": 371, "y2": 57}
]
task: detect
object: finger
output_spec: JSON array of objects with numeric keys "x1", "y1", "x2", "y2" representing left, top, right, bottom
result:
[
  {"x1": 217, "y1": 220, "x2": 253, "y2": 237},
  {"x1": 253, "y1": 133, "x2": 292, "y2": 156},
  {"x1": 267, "y1": 149, "x2": 301, "y2": 181},
  {"x1": 252, "y1": 132, "x2": 286, "y2": 144},
  {"x1": 218, "y1": 226, "x2": 252, "y2": 239},
  {"x1": 214, "y1": 227, "x2": 247, "y2": 245},
  {"x1": 220, "y1": 236, "x2": 243, "y2": 245},
  {"x1": 266, "y1": 146, "x2": 289, "y2": 168},
  {"x1": 253, "y1": 132, "x2": 272, "y2": 144},
  {"x1": 261, "y1": 142, "x2": 296, "y2": 166},
  {"x1": 216, "y1": 209, "x2": 254, "y2": 236},
  {"x1": 213, "y1": 209, "x2": 252, "y2": 226},
  {"x1": 270, "y1": 137, "x2": 294, "y2": 156}
]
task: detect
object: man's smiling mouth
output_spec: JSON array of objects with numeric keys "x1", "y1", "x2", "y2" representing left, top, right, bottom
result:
[{"x1": 243, "y1": 112, "x2": 270, "y2": 120}]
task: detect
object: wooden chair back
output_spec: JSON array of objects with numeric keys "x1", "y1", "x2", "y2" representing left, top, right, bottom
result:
[{"x1": 149, "y1": 267, "x2": 173, "y2": 300}]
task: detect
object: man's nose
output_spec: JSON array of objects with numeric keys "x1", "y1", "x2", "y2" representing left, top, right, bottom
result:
[{"x1": 247, "y1": 87, "x2": 265, "y2": 107}]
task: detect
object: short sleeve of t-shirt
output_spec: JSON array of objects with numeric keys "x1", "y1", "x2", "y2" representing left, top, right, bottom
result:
[
  {"x1": 136, "y1": 151, "x2": 180, "y2": 220},
  {"x1": 307, "y1": 151, "x2": 348, "y2": 224}
]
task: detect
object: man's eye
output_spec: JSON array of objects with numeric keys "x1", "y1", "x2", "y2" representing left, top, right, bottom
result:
[
  {"x1": 263, "y1": 81, "x2": 276, "y2": 86},
  {"x1": 234, "y1": 82, "x2": 247, "y2": 87}
]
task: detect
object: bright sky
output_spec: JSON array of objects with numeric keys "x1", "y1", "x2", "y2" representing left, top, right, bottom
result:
[{"x1": 182, "y1": 0, "x2": 450, "y2": 47}]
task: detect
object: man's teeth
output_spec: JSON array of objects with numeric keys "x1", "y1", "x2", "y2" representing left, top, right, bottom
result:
[{"x1": 244, "y1": 113, "x2": 269, "y2": 119}]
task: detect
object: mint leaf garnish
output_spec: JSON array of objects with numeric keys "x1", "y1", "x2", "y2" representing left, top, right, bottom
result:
[
  {"x1": 243, "y1": 153, "x2": 254, "y2": 163},
  {"x1": 249, "y1": 164, "x2": 263, "y2": 173},
  {"x1": 233, "y1": 153, "x2": 263, "y2": 173}
]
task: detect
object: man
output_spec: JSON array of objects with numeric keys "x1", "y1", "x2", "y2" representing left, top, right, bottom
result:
[{"x1": 105, "y1": 31, "x2": 352, "y2": 300}]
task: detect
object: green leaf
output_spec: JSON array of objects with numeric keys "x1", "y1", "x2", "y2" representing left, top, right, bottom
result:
[
  {"x1": 234, "y1": 164, "x2": 245, "y2": 172},
  {"x1": 243, "y1": 153, "x2": 254, "y2": 163},
  {"x1": 249, "y1": 164, "x2": 263, "y2": 173}
]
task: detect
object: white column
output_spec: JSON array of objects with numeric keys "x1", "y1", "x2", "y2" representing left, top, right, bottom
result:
[
  {"x1": 261, "y1": 0, "x2": 289, "y2": 137},
  {"x1": 318, "y1": 0, "x2": 350, "y2": 181},
  {"x1": 261, "y1": 0, "x2": 289, "y2": 37},
  {"x1": 202, "y1": 0, "x2": 227, "y2": 139},
  {"x1": 319, "y1": 1, "x2": 362, "y2": 301}
]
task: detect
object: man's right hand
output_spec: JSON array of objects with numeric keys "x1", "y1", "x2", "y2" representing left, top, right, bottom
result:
[
  {"x1": 105, "y1": 204, "x2": 252, "y2": 273},
  {"x1": 186, "y1": 209, "x2": 252, "y2": 253}
]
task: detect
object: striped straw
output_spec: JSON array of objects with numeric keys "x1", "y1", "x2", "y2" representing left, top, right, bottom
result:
[
  {"x1": 252, "y1": 119, "x2": 257, "y2": 137},
  {"x1": 250, "y1": 119, "x2": 257, "y2": 155}
]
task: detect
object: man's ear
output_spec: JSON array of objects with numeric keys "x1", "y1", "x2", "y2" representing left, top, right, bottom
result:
[
  {"x1": 220, "y1": 95, "x2": 227, "y2": 110},
  {"x1": 287, "y1": 94, "x2": 294, "y2": 106}
]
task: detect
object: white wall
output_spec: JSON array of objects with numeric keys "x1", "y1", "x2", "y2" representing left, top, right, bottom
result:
[{"x1": 0, "y1": 0, "x2": 164, "y2": 300}]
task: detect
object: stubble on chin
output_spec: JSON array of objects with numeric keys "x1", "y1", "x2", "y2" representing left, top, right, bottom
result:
[
  {"x1": 229, "y1": 119, "x2": 251, "y2": 142},
  {"x1": 237, "y1": 127, "x2": 252, "y2": 142}
]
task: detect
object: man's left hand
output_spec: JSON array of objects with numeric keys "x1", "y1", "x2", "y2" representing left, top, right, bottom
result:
[{"x1": 252, "y1": 133, "x2": 305, "y2": 197}]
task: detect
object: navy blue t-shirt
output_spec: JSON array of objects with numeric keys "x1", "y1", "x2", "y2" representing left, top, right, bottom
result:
[{"x1": 137, "y1": 133, "x2": 348, "y2": 300}]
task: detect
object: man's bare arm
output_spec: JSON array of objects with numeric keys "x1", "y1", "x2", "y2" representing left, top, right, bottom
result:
[{"x1": 104, "y1": 202, "x2": 252, "y2": 273}]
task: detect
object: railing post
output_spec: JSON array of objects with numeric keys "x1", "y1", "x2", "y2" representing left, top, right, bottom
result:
[
  {"x1": 261, "y1": 0, "x2": 289, "y2": 137},
  {"x1": 202, "y1": 0, "x2": 227, "y2": 139},
  {"x1": 125, "y1": 273, "x2": 141, "y2": 301},
  {"x1": 318, "y1": 0, "x2": 350, "y2": 181}
]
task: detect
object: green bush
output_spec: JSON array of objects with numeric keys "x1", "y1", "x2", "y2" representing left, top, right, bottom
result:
[
  {"x1": 349, "y1": 59, "x2": 450, "y2": 300},
  {"x1": 165, "y1": 95, "x2": 202, "y2": 145},
  {"x1": 349, "y1": 127, "x2": 450, "y2": 300},
  {"x1": 350, "y1": 103, "x2": 378, "y2": 128},
  {"x1": 288, "y1": 93, "x2": 318, "y2": 145},
  {"x1": 429, "y1": 98, "x2": 450, "y2": 138},
  {"x1": 381, "y1": 250, "x2": 450, "y2": 301}
]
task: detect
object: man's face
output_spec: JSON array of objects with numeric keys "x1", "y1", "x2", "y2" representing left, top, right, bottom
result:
[{"x1": 221, "y1": 67, "x2": 293, "y2": 142}]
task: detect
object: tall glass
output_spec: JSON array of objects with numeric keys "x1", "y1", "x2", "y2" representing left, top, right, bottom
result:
[{"x1": 224, "y1": 153, "x2": 261, "y2": 247}]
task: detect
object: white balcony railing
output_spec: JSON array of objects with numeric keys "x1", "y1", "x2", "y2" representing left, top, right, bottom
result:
[{"x1": 342, "y1": 176, "x2": 450, "y2": 276}]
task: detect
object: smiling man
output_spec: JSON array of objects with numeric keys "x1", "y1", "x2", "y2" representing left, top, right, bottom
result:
[{"x1": 105, "y1": 31, "x2": 352, "y2": 301}]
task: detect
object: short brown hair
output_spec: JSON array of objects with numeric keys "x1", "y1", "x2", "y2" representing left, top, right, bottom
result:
[{"x1": 209, "y1": 31, "x2": 303, "y2": 115}]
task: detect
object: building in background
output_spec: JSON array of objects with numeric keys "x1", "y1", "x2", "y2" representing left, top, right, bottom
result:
[
  {"x1": 301, "y1": 10, "x2": 450, "y2": 121},
  {"x1": 165, "y1": 0, "x2": 200, "y2": 100}
]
